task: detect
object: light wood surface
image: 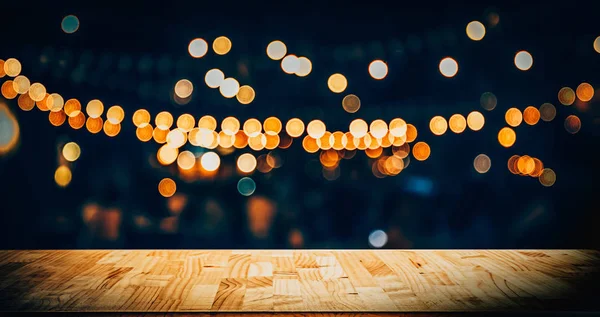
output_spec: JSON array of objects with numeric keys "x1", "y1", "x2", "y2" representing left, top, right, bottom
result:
[{"x1": 0, "y1": 250, "x2": 598, "y2": 313}]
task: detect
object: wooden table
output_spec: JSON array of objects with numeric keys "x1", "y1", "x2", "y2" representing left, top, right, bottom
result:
[{"x1": 1, "y1": 250, "x2": 599, "y2": 315}]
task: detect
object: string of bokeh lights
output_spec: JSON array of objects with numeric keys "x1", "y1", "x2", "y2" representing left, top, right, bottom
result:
[{"x1": 2, "y1": 15, "x2": 598, "y2": 197}]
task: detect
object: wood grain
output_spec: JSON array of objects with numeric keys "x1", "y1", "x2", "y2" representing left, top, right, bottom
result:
[{"x1": 0, "y1": 250, "x2": 598, "y2": 313}]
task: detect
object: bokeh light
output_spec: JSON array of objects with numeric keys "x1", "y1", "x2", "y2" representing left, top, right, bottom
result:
[
  {"x1": 368, "y1": 60, "x2": 388, "y2": 80},
  {"x1": 449, "y1": 114, "x2": 466, "y2": 133},
  {"x1": 389, "y1": 119, "x2": 407, "y2": 137},
  {"x1": 166, "y1": 129, "x2": 186, "y2": 148},
  {"x1": 467, "y1": 111, "x2": 485, "y2": 131},
  {"x1": 514, "y1": 51, "x2": 533, "y2": 71},
  {"x1": 595, "y1": 36, "x2": 600, "y2": 53},
  {"x1": 466, "y1": 21, "x2": 486, "y2": 41},
  {"x1": 370, "y1": 120, "x2": 388, "y2": 139},
  {"x1": 177, "y1": 151, "x2": 196, "y2": 170},
  {"x1": 473, "y1": 154, "x2": 491, "y2": 173},
  {"x1": 505, "y1": 108, "x2": 522, "y2": 127},
  {"x1": 49, "y1": 93, "x2": 65, "y2": 112},
  {"x1": 523, "y1": 106, "x2": 540, "y2": 125},
  {"x1": 3, "y1": 58, "x2": 21, "y2": 77},
  {"x1": 17, "y1": 93, "x2": 35, "y2": 111},
  {"x1": 558, "y1": 87, "x2": 576, "y2": 106},
  {"x1": 188, "y1": 38, "x2": 208, "y2": 58},
  {"x1": 155, "y1": 111, "x2": 173, "y2": 129},
  {"x1": 498, "y1": 127, "x2": 516, "y2": 148},
  {"x1": 429, "y1": 116, "x2": 448, "y2": 136},
  {"x1": 539, "y1": 168, "x2": 556, "y2": 187},
  {"x1": 237, "y1": 153, "x2": 257, "y2": 173},
  {"x1": 349, "y1": 119, "x2": 368, "y2": 138},
  {"x1": 266, "y1": 40, "x2": 287, "y2": 60},
  {"x1": 286, "y1": 118, "x2": 305, "y2": 137},
  {"x1": 243, "y1": 118, "x2": 262, "y2": 137},
  {"x1": 480, "y1": 92, "x2": 497, "y2": 111},
  {"x1": 1, "y1": 81, "x2": 17, "y2": 99},
  {"x1": 412, "y1": 142, "x2": 430, "y2": 161},
  {"x1": 517, "y1": 156, "x2": 535, "y2": 175},
  {"x1": 157, "y1": 145, "x2": 178, "y2": 165},
  {"x1": 307, "y1": 120, "x2": 326, "y2": 139},
  {"x1": 221, "y1": 117, "x2": 240, "y2": 135},
  {"x1": 176, "y1": 114, "x2": 195, "y2": 132},
  {"x1": 219, "y1": 78, "x2": 240, "y2": 98},
  {"x1": 133, "y1": 109, "x2": 151, "y2": 127},
  {"x1": 12, "y1": 75, "x2": 30, "y2": 94},
  {"x1": 236, "y1": 85, "x2": 255, "y2": 104},
  {"x1": 342, "y1": 94, "x2": 361, "y2": 113},
  {"x1": 61, "y1": 15, "x2": 79, "y2": 34},
  {"x1": 281, "y1": 55, "x2": 300, "y2": 74},
  {"x1": 28, "y1": 83, "x2": 46, "y2": 102},
  {"x1": 136, "y1": 124, "x2": 153, "y2": 142},
  {"x1": 153, "y1": 127, "x2": 169, "y2": 144},
  {"x1": 237, "y1": 177, "x2": 256, "y2": 196},
  {"x1": 539, "y1": 103, "x2": 556, "y2": 122},
  {"x1": 576, "y1": 83, "x2": 594, "y2": 102},
  {"x1": 86, "y1": 99, "x2": 104, "y2": 119},
  {"x1": 106, "y1": 105, "x2": 125, "y2": 124},
  {"x1": 302, "y1": 136, "x2": 319, "y2": 153},
  {"x1": 68, "y1": 112, "x2": 86, "y2": 130},
  {"x1": 62, "y1": 142, "x2": 81, "y2": 162},
  {"x1": 205, "y1": 69, "x2": 225, "y2": 88},
  {"x1": 564, "y1": 115, "x2": 581, "y2": 134},
  {"x1": 439, "y1": 57, "x2": 458, "y2": 77},
  {"x1": 103, "y1": 121, "x2": 121, "y2": 137},
  {"x1": 174, "y1": 79, "x2": 193, "y2": 98},
  {"x1": 64, "y1": 99, "x2": 81, "y2": 117},
  {"x1": 54, "y1": 166, "x2": 72, "y2": 187},
  {"x1": 296, "y1": 57, "x2": 312, "y2": 77},
  {"x1": 49, "y1": 111, "x2": 66, "y2": 126},
  {"x1": 327, "y1": 73, "x2": 347, "y2": 93},
  {"x1": 212, "y1": 36, "x2": 232, "y2": 55},
  {"x1": 368, "y1": 230, "x2": 388, "y2": 248},
  {"x1": 264, "y1": 117, "x2": 282, "y2": 135},
  {"x1": 201, "y1": 152, "x2": 221, "y2": 171},
  {"x1": 405, "y1": 124, "x2": 418, "y2": 142},
  {"x1": 158, "y1": 178, "x2": 177, "y2": 197},
  {"x1": 198, "y1": 115, "x2": 217, "y2": 131}
]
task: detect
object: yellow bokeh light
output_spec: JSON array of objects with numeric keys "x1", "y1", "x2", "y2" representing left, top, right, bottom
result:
[
  {"x1": 0, "y1": 59, "x2": 4, "y2": 78},
  {"x1": 176, "y1": 113, "x2": 195, "y2": 132},
  {"x1": 405, "y1": 124, "x2": 418, "y2": 142},
  {"x1": 233, "y1": 131, "x2": 248, "y2": 148},
  {"x1": 296, "y1": 57, "x2": 312, "y2": 77},
  {"x1": 12, "y1": 75, "x2": 30, "y2": 94},
  {"x1": 448, "y1": 114, "x2": 466, "y2": 133},
  {"x1": 514, "y1": 51, "x2": 533, "y2": 71},
  {"x1": 539, "y1": 103, "x2": 556, "y2": 122},
  {"x1": 157, "y1": 145, "x2": 179, "y2": 165},
  {"x1": 307, "y1": 120, "x2": 326, "y2": 139},
  {"x1": 302, "y1": 135, "x2": 319, "y2": 153},
  {"x1": 49, "y1": 110, "x2": 66, "y2": 126},
  {"x1": 201, "y1": 152, "x2": 221, "y2": 172},
  {"x1": 237, "y1": 153, "x2": 257, "y2": 173},
  {"x1": 507, "y1": 155, "x2": 520, "y2": 175},
  {"x1": 429, "y1": 116, "x2": 448, "y2": 136},
  {"x1": 505, "y1": 108, "x2": 523, "y2": 127},
  {"x1": 158, "y1": 178, "x2": 177, "y2": 197},
  {"x1": 265, "y1": 134, "x2": 280, "y2": 150},
  {"x1": 466, "y1": 21, "x2": 486, "y2": 41},
  {"x1": 106, "y1": 105, "x2": 125, "y2": 124},
  {"x1": 86, "y1": 99, "x2": 104, "y2": 119},
  {"x1": 370, "y1": 119, "x2": 388, "y2": 139},
  {"x1": 316, "y1": 131, "x2": 333, "y2": 150},
  {"x1": 136, "y1": 124, "x2": 153, "y2": 142},
  {"x1": 349, "y1": 119, "x2": 368, "y2": 138},
  {"x1": 344, "y1": 132, "x2": 357, "y2": 150},
  {"x1": 594, "y1": 36, "x2": 600, "y2": 53},
  {"x1": 517, "y1": 156, "x2": 535, "y2": 175},
  {"x1": 539, "y1": 168, "x2": 556, "y2": 187},
  {"x1": 62, "y1": 142, "x2": 81, "y2": 162},
  {"x1": 166, "y1": 129, "x2": 186, "y2": 148},
  {"x1": 219, "y1": 78, "x2": 240, "y2": 98},
  {"x1": 64, "y1": 99, "x2": 81, "y2": 117},
  {"x1": 243, "y1": 118, "x2": 262, "y2": 137},
  {"x1": 439, "y1": 57, "x2": 458, "y2": 77},
  {"x1": 365, "y1": 147, "x2": 383, "y2": 159},
  {"x1": 86, "y1": 117, "x2": 103, "y2": 133},
  {"x1": 221, "y1": 117, "x2": 240, "y2": 135},
  {"x1": 198, "y1": 115, "x2": 217, "y2": 131},
  {"x1": 281, "y1": 55, "x2": 300, "y2": 74},
  {"x1": 177, "y1": 151, "x2": 196, "y2": 170},
  {"x1": 205, "y1": 69, "x2": 225, "y2": 88},
  {"x1": 267, "y1": 40, "x2": 287, "y2": 60},
  {"x1": 68, "y1": 112, "x2": 86, "y2": 130},
  {"x1": 498, "y1": 127, "x2": 516, "y2": 148},
  {"x1": 368, "y1": 60, "x2": 388, "y2": 80},
  {"x1": 331, "y1": 131, "x2": 347, "y2": 150},
  {"x1": 247, "y1": 134, "x2": 266, "y2": 151},
  {"x1": 264, "y1": 117, "x2": 282, "y2": 135},
  {"x1": 18, "y1": 93, "x2": 35, "y2": 111},
  {"x1": 133, "y1": 109, "x2": 151, "y2": 127},
  {"x1": 1, "y1": 81, "x2": 17, "y2": 99},
  {"x1": 412, "y1": 142, "x2": 430, "y2": 161},
  {"x1": 473, "y1": 154, "x2": 491, "y2": 173},
  {"x1": 49, "y1": 93, "x2": 65, "y2": 112},
  {"x1": 389, "y1": 118, "x2": 407, "y2": 137},
  {"x1": 218, "y1": 131, "x2": 236, "y2": 148},
  {"x1": 236, "y1": 85, "x2": 255, "y2": 104},
  {"x1": 174, "y1": 79, "x2": 193, "y2": 98},
  {"x1": 153, "y1": 127, "x2": 169, "y2": 144},
  {"x1": 213, "y1": 36, "x2": 232, "y2": 55},
  {"x1": 354, "y1": 134, "x2": 372, "y2": 150},
  {"x1": 467, "y1": 111, "x2": 485, "y2": 131},
  {"x1": 103, "y1": 121, "x2": 121, "y2": 137},
  {"x1": 28, "y1": 83, "x2": 46, "y2": 102},
  {"x1": 4, "y1": 58, "x2": 21, "y2": 77},
  {"x1": 342, "y1": 94, "x2": 360, "y2": 113},
  {"x1": 286, "y1": 118, "x2": 305, "y2": 138},
  {"x1": 155, "y1": 111, "x2": 174, "y2": 130},
  {"x1": 54, "y1": 165, "x2": 72, "y2": 187},
  {"x1": 523, "y1": 106, "x2": 540, "y2": 125},
  {"x1": 564, "y1": 115, "x2": 581, "y2": 134},
  {"x1": 327, "y1": 73, "x2": 347, "y2": 93},
  {"x1": 558, "y1": 87, "x2": 576, "y2": 106},
  {"x1": 188, "y1": 38, "x2": 208, "y2": 58},
  {"x1": 576, "y1": 83, "x2": 594, "y2": 102}
]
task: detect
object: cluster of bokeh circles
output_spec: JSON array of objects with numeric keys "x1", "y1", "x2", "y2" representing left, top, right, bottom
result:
[{"x1": 1, "y1": 15, "x2": 598, "y2": 197}]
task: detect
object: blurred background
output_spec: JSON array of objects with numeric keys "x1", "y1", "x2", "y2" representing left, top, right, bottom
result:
[{"x1": 0, "y1": 1, "x2": 599, "y2": 249}]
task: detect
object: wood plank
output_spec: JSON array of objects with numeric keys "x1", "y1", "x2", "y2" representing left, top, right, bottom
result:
[{"x1": 0, "y1": 250, "x2": 598, "y2": 313}]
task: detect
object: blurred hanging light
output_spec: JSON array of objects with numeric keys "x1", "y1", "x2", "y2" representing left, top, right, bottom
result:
[
  {"x1": 327, "y1": 73, "x2": 348, "y2": 93},
  {"x1": 212, "y1": 36, "x2": 232, "y2": 55},
  {"x1": 466, "y1": 21, "x2": 486, "y2": 41}
]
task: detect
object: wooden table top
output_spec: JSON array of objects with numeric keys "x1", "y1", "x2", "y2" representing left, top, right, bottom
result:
[{"x1": 1, "y1": 250, "x2": 599, "y2": 314}]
